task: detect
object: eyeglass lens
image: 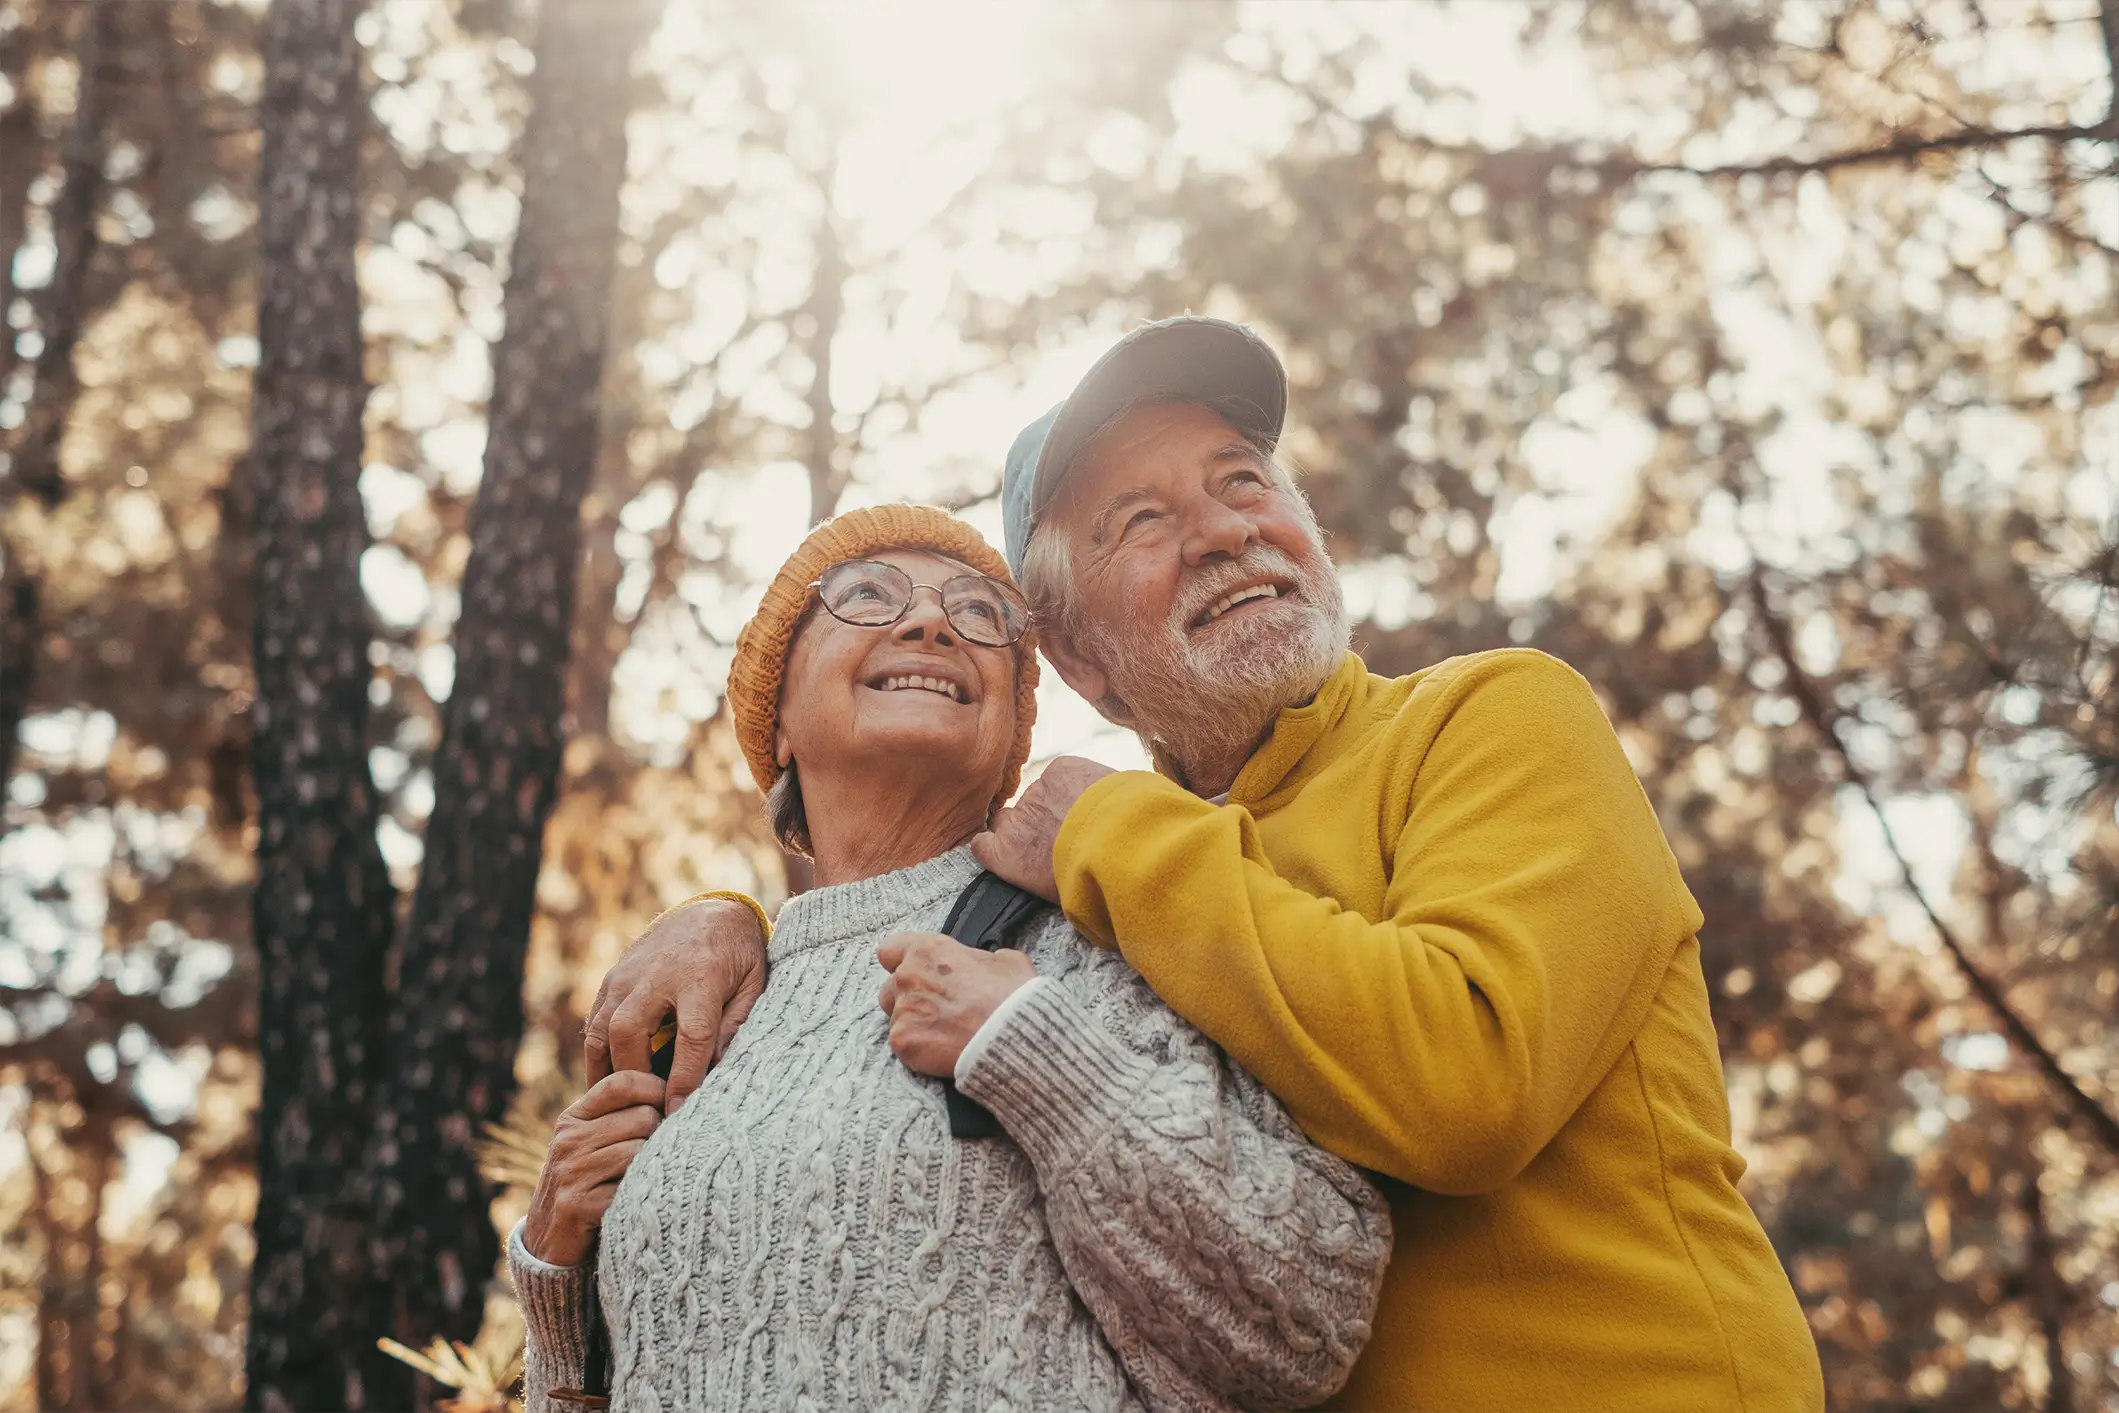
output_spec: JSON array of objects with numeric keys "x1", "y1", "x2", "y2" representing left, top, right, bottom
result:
[{"x1": 817, "y1": 560, "x2": 1026, "y2": 646}]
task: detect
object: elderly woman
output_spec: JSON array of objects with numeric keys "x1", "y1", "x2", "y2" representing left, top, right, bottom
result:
[{"x1": 510, "y1": 505, "x2": 1390, "y2": 1413}]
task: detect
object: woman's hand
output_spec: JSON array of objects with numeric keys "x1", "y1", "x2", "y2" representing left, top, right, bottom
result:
[
  {"x1": 521, "y1": 1071, "x2": 667, "y2": 1268},
  {"x1": 877, "y1": 932, "x2": 1036, "y2": 1077}
]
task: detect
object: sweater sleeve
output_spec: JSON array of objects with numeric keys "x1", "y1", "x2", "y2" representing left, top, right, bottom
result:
[
  {"x1": 956, "y1": 934, "x2": 1392, "y2": 1413},
  {"x1": 1052, "y1": 650, "x2": 1701, "y2": 1194},
  {"x1": 507, "y1": 1220, "x2": 595, "y2": 1413}
]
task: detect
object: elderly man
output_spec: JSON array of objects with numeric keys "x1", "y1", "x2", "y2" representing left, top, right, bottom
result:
[{"x1": 588, "y1": 317, "x2": 1824, "y2": 1412}]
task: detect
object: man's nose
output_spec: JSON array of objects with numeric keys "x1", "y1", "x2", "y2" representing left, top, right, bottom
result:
[
  {"x1": 890, "y1": 586, "x2": 957, "y2": 645},
  {"x1": 1181, "y1": 497, "x2": 1260, "y2": 565}
]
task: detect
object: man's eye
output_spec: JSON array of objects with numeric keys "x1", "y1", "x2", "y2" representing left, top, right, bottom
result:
[{"x1": 1123, "y1": 508, "x2": 1161, "y2": 535}]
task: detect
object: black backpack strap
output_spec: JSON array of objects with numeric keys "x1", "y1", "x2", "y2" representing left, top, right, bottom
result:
[
  {"x1": 941, "y1": 870, "x2": 1049, "y2": 954},
  {"x1": 937, "y1": 870, "x2": 1049, "y2": 1138}
]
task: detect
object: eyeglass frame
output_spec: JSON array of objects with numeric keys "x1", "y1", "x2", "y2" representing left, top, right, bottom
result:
[{"x1": 805, "y1": 558, "x2": 1031, "y2": 648}]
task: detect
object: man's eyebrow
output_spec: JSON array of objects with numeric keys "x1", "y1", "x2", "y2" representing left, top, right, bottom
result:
[
  {"x1": 1210, "y1": 441, "x2": 1267, "y2": 467},
  {"x1": 1088, "y1": 487, "x2": 1155, "y2": 545}
]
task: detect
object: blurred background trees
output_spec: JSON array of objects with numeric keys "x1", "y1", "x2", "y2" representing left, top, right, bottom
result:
[{"x1": 0, "y1": 0, "x2": 2111, "y2": 1409}]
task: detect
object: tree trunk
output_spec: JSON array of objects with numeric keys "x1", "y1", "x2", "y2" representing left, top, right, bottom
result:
[
  {"x1": 242, "y1": 1, "x2": 396, "y2": 1408},
  {"x1": 367, "y1": 0, "x2": 650, "y2": 1386},
  {"x1": 2025, "y1": 1174, "x2": 2075, "y2": 1413},
  {"x1": 0, "y1": 0, "x2": 111, "y2": 819},
  {"x1": 800, "y1": 166, "x2": 845, "y2": 528},
  {"x1": 30, "y1": 1102, "x2": 60, "y2": 1413},
  {"x1": 31, "y1": 1087, "x2": 112, "y2": 1413},
  {"x1": 0, "y1": 22, "x2": 40, "y2": 398}
]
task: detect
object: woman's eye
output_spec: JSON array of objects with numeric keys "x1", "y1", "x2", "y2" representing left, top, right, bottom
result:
[{"x1": 832, "y1": 582, "x2": 888, "y2": 610}]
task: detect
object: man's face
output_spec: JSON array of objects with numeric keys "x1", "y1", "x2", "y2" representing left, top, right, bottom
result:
[{"x1": 1037, "y1": 400, "x2": 1347, "y2": 764}]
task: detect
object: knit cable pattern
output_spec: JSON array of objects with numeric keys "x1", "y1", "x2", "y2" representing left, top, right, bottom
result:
[{"x1": 510, "y1": 847, "x2": 1391, "y2": 1413}]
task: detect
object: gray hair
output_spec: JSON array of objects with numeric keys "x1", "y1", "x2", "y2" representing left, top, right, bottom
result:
[
  {"x1": 1020, "y1": 515, "x2": 1084, "y2": 642},
  {"x1": 766, "y1": 762, "x2": 812, "y2": 856}
]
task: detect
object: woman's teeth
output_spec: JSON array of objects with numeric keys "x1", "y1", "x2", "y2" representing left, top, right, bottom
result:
[
  {"x1": 1202, "y1": 585, "x2": 1282, "y2": 623},
  {"x1": 878, "y1": 675, "x2": 963, "y2": 702}
]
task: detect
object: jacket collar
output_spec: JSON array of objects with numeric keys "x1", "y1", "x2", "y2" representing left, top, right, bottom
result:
[{"x1": 1229, "y1": 652, "x2": 1368, "y2": 805}]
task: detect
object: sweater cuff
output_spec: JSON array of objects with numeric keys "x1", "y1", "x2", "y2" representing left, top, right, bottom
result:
[
  {"x1": 507, "y1": 1220, "x2": 593, "y2": 1368},
  {"x1": 658, "y1": 888, "x2": 772, "y2": 940},
  {"x1": 953, "y1": 975, "x2": 1049, "y2": 1082},
  {"x1": 954, "y1": 976, "x2": 1158, "y2": 1173}
]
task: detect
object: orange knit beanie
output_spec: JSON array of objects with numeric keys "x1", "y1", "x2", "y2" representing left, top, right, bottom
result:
[{"x1": 726, "y1": 504, "x2": 1040, "y2": 804}]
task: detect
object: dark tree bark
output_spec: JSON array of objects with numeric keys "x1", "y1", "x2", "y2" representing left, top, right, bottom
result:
[
  {"x1": 367, "y1": 0, "x2": 650, "y2": 1382},
  {"x1": 0, "y1": 1, "x2": 111, "y2": 819},
  {"x1": 242, "y1": 1, "x2": 396, "y2": 1408}
]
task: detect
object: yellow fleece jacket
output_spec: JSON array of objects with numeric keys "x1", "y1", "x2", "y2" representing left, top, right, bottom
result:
[{"x1": 1054, "y1": 650, "x2": 1823, "y2": 1413}]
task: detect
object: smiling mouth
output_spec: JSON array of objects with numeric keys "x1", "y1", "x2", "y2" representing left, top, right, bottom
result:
[
  {"x1": 1191, "y1": 583, "x2": 1293, "y2": 629},
  {"x1": 868, "y1": 673, "x2": 966, "y2": 703}
]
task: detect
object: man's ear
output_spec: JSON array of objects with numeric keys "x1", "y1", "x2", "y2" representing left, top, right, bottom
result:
[
  {"x1": 774, "y1": 726, "x2": 793, "y2": 769},
  {"x1": 1038, "y1": 630, "x2": 1133, "y2": 726}
]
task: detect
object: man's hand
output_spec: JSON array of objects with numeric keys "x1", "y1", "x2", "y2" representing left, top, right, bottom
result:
[
  {"x1": 971, "y1": 755, "x2": 1116, "y2": 903},
  {"x1": 521, "y1": 1070, "x2": 666, "y2": 1268},
  {"x1": 585, "y1": 897, "x2": 767, "y2": 1115},
  {"x1": 876, "y1": 932, "x2": 1036, "y2": 1077}
]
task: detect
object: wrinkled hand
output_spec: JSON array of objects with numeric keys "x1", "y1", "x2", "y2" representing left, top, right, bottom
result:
[
  {"x1": 876, "y1": 932, "x2": 1036, "y2": 1078},
  {"x1": 971, "y1": 755, "x2": 1116, "y2": 903},
  {"x1": 521, "y1": 1070, "x2": 666, "y2": 1268},
  {"x1": 585, "y1": 897, "x2": 767, "y2": 1115}
]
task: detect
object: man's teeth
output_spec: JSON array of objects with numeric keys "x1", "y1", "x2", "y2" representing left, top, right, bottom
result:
[
  {"x1": 1203, "y1": 585, "x2": 1282, "y2": 622},
  {"x1": 878, "y1": 675, "x2": 963, "y2": 702}
]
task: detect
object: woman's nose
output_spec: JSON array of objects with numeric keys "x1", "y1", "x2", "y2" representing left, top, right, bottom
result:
[{"x1": 891, "y1": 586, "x2": 957, "y2": 645}]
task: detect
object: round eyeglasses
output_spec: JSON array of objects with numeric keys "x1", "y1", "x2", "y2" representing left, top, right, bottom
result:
[{"x1": 810, "y1": 559, "x2": 1030, "y2": 648}]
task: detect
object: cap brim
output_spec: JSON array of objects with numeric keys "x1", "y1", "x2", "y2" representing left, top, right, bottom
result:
[{"x1": 1029, "y1": 318, "x2": 1288, "y2": 518}]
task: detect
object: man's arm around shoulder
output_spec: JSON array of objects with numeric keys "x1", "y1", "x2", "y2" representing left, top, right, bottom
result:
[
  {"x1": 585, "y1": 891, "x2": 769, "y2": 1113},
  {"x1": 1043, "y1": 650, "x2": 1699, "y2": 1192}
]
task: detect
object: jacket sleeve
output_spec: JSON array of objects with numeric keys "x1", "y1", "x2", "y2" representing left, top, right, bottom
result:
[
  {"x1": 507, "y1": 1220, "x2": 595, "y2": 1413},
  {"x1": 1052, "y1": 650, "x2": 1700, "y2": 1194},
  {"x1": 957, "y1": 930, "x2": 1392, "y2": 1413}
]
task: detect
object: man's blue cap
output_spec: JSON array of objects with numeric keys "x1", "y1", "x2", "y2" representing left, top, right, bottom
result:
[{"x1": 1001, "y1": 316, "x2": 1287, "y2": 575}]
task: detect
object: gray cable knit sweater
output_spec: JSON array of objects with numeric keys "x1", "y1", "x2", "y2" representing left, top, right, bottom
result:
[{"x1": 510, "y1": 847, "x2": 1391, "y2": 1413}]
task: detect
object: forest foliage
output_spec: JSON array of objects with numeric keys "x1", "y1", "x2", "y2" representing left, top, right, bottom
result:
[{"x1": 0, "y1": 0, "x2": 2114, "y2": 1409}]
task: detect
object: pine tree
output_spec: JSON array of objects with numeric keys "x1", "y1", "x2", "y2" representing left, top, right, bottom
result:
[
  {"x1": 242, "y1": 0, "x2": 396, "y2": 1405},
  {"x1": 366, "y1": 0, "x2": 654, "y2": 1392}
]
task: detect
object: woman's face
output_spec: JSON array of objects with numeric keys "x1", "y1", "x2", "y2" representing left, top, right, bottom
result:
[{"x1": 774, "y1": 548, "x2": 1020, "y2": 797}]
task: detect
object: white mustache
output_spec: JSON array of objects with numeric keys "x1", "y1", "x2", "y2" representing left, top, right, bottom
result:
[{"x1": 1171, "y1": 548, "x2": 1311, "y2": 627}]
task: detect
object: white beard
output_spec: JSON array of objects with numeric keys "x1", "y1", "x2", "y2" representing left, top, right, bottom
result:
[{"x1": 1082, "y1": 540, "x2": 1350, "y2": 788}]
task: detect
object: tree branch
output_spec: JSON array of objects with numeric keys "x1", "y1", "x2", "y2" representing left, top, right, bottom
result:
[
  {"x1": 1634, "y1": 122, "x2": 2106, "y2": 179},
  {"x1": 1747, "y1": 572, "x2": 2119, "y2": 1158}
]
